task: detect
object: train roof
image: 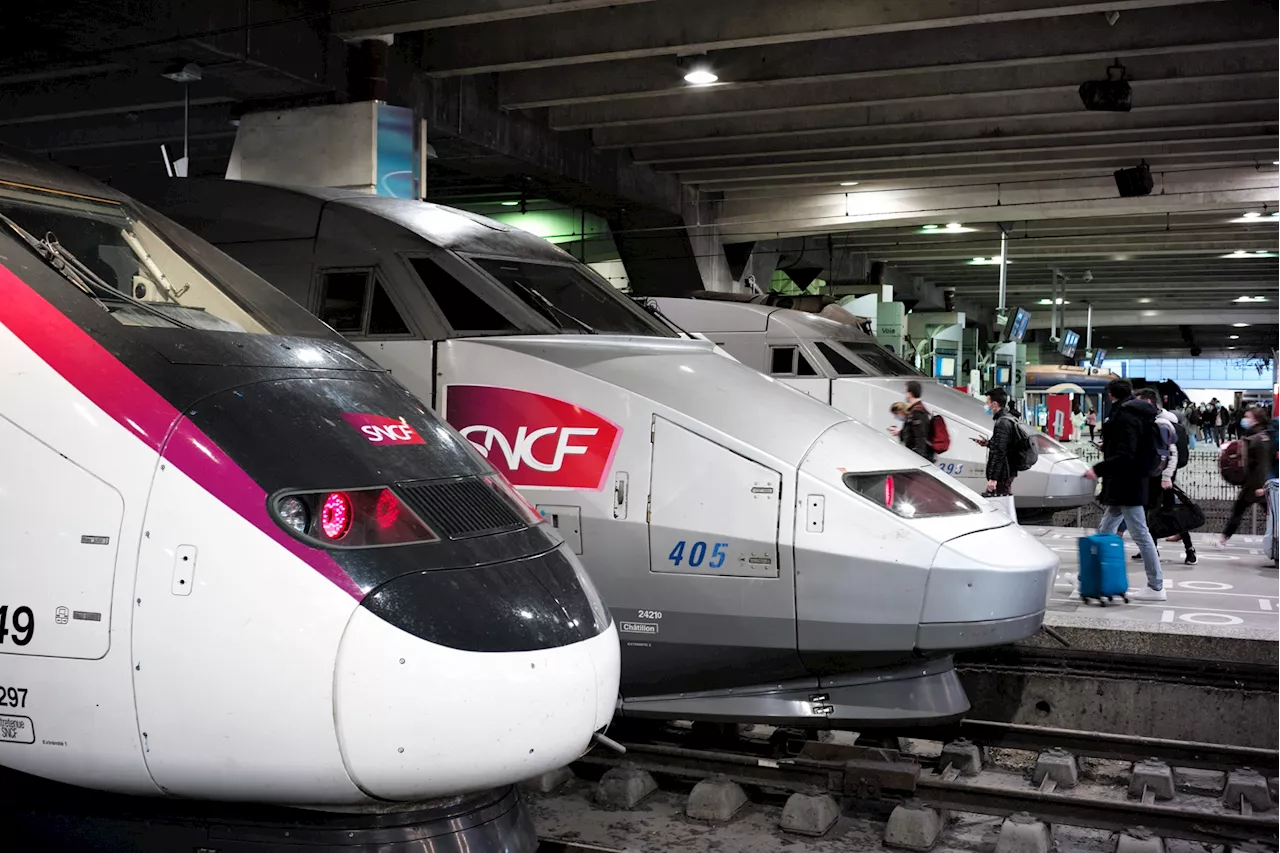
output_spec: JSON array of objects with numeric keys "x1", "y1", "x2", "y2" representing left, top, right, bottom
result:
[
  {"x1": 127, "y1": 178, "x2": 578, "y2": 264},
  {"x1": 0, "y1": 144, "x2": 131, "y2": 202}
]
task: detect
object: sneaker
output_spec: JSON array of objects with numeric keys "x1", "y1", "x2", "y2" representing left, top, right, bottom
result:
[
  {"x1": 1131, "y1": 586, "x2": 1167, "y2": 602},
  {"x1": 1130, "y1": 552, "x2": 1143, "y2": 561},
  {"x1": 1215, "y1": 538, "x2": 1227, "y2": 550},
  {"x1": 1185, "y1": 550, "x2": 1197, "y2": 565}
]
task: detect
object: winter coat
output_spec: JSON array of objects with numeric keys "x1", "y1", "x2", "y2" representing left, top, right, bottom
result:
[
  {"x1": 1092, "y1": 395, "x2": 1159, "y2": 507},
  {"x1": 1238, "y1": 423, "x2": 1274, "y2": 501},
  {"x1": 985, "y1": 408, "x2": 1018, "y2": 483},
  {"x1": 901, "y1": 400, "x2": 935, "y2": 462}
]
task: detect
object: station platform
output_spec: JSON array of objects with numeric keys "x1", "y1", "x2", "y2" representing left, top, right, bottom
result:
[{"x1": 1028, "y1": 525, "x2": 1278, "y2": 640}]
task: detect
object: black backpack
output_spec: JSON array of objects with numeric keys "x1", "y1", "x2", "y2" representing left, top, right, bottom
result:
[
  {"x1": 1174, "y1": 422, "x2": 1190, "y2": 469},
  {"x1": 1001, "y1": 414, "x2": 1039, "y2": 473}
]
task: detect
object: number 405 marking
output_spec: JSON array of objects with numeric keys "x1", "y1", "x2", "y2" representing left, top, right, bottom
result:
[{"x1": 667, "y1": 541, "x2": 728, "y2": 569}]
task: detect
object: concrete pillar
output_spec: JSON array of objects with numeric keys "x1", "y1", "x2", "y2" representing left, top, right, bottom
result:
[{"x1": 347, "y1": 36, "x2": 391, "y2": 102}]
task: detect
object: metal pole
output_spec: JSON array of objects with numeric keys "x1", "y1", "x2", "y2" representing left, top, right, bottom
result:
[
  {"x1": 1086, "y1": 302, "x2": 1093, "y2": 352},
  {"x1": 1050, "y1": 273, "x2": 1059, "y2": 340},
  {"x1": 997, "y1": 230, "x2": 1008, "y2": 311}
]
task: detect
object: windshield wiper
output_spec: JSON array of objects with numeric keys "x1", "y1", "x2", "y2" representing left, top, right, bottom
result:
[
  {"x1": 504, "y1": 278, "x2": 597, "y2": 334},
  {"x1": 0, "y1": 212, "x2": 195, "y2": 330}
]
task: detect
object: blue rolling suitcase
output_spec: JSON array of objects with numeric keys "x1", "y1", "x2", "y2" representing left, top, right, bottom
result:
[{"x1": 1078, "y1": 533, "x2": 1129, "y2": 605}]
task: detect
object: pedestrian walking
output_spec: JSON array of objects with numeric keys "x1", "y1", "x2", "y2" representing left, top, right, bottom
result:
[
  {"x1": 1083, "y1": 379, "x2": 1165, "y2": 601},
  {"x1": 1218, "y1": 407, "x2": 1274, "y2": 547},
  {"x1": 899, "y1": 380, "x2": 936, "y2": 462}
]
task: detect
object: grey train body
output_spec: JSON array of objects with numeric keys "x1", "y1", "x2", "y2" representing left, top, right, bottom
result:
[{"x1": 137, "y1": 178, "x2": 1061, "y2": 728}]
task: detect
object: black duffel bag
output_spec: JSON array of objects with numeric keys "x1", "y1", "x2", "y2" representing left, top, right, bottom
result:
[{"x1": 1146, "y1": 485, "x2": 1205, "y2": 539}]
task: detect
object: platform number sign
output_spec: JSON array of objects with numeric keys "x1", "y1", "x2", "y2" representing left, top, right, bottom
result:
[
  {"x1": 667, "y1": 541, "x2": 729, "y2": 569},
  {"x1": 0, "y1": 606, "x2": 34, "y2": 646}
]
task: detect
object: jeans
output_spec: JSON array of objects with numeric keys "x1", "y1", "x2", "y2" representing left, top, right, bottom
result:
[{"x1": 1099, "y1": 504, "x2": 1163, "y2": 591}]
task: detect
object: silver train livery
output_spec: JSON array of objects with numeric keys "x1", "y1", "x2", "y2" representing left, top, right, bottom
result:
[
  {"x1": 140, "y1": 178, "x2": 1060, "y2": 728},
  {"x1": 654, "y1": 297, "x2": 1096, "y2": 514},
  {"x1": 0, "y1": 149, "x2": 618, "y2": 832}
]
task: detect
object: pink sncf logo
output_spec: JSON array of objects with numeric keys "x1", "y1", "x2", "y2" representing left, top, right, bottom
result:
[
  {"x1": 444, "y1": 385, "x2": 621, "y2": 491},
  {"x1": 341, "y1": 413, "x2": 427, "y2": 446}
]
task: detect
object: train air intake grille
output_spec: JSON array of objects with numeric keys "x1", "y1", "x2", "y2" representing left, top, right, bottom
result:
[{"x1": 395, "y1": 479, "x2": 524, "y2": 539}]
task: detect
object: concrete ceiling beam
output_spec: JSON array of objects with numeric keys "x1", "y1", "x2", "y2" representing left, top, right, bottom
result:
[
  {"x1": 1026, "y1": 308, "x2": 1272, "y2": 328},
  {"x1": 418, "y1": 0, "x2": 1220, "y2": 76},
  {"x1": 331, "y1": 0, "x2": 658, "y2": 38},
  {"x1": 639, "y1": 119, "x2": 1276, "y2": 168},
  {"x1": 498, "y1": 3, "x2": 1274, "y2": 108},
  {"x1": 548, "y1": 56, "x2": 1276, "y2": 130},
  {"x1": 713, "y1": 167, "x2": 1279, "y2": 240}
]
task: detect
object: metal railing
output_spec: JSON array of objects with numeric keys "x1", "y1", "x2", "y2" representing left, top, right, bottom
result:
[{"x1": 1054, "y1": 442, "x2": 1270, "y2": 535}]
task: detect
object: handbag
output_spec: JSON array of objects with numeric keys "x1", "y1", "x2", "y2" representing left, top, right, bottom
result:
[{"x1": 1146, "y1": 485, "x2": 1205, "y2": 539}]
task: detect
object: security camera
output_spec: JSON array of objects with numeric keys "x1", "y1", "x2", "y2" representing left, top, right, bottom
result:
[{"x1": 1082, "y1": 270, "x2": 1093, "y2": 283}]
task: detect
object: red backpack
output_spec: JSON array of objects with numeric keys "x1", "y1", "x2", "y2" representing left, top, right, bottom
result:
[
  {"x1": 928, "y1": 414, "x2": 951, "y2": 454},
  {"x1": 1219, "y1": 439, "x2": 1247, "y2": 485}
]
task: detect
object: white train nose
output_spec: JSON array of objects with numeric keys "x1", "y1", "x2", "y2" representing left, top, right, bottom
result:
[
  {"x1": 916, "y1": 523, "x2": 1058, "y2": 653},
  {"x1": 332, "y1": 605, "x2": 619, "y2": 801}
]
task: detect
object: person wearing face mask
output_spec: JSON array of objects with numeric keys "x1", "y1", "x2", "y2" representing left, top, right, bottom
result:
[
  {"x1": 978, "y1": 388, "x2": 1018, "y2": 497},
  {"x1": 1218, "y1": 407, "x2": 1274, "y2": 547},
  {"x1": 899, "y1": 380, "x2": 935, "y2": 462}
]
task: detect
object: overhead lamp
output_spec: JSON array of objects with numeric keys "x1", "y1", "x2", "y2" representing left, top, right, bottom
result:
[
  {"x1": 1233, "y1": 323, "x2": 1250, "y2": 327},
  {"x1": 1228, "y1": 346, "x2": 1238, "y2": 349},
  {"x1": 1243, "y1": 211, "x2": 1262, "y2": 219},
  {"x1": 1230, "y1": 334, "x2": 1240, "y2": 339},
  {"x1": 1234, "y1": 296, "x2": 1268, "y2": 302},
  {"x1": 1036, "y1": 298, "x2": 1069, "y2": 305},
  {"x1": 1116, "y1": 346, "x2": 1124, "y2": 350},
  {"x1": 680, "y1": 54, "x2": 718, "y2": 86},
  {"x1": 1137, "y1": 297, "x2": 1152, "y2": 303},
  {"x1": 839, "y1": 181, "x2": 859, "y2": 187},
  {"x1": 967, "y1": 256, "x2": 1007, "y2": 265},
  {"x1": 161, "y1": 61, "x2": 202, "y2": 83},
  {"x1": 922, "y1": 224, "x2": 939, "y2": 230},
  {"x1": 501, "y1": 200, "x2": 520, "y2": 206},
  {"x1": 945, "y1": 222, "x2": 963, "y2": 230}
]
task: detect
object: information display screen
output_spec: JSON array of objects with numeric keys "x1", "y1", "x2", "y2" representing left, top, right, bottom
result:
[{"x1": 1004, "y1": 307, "x2": 1031, "y2": 343}]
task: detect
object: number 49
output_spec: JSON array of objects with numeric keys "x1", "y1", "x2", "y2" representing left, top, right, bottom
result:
[{"x1": 0, "y1": 606, "x2": 34, "y2": 646}]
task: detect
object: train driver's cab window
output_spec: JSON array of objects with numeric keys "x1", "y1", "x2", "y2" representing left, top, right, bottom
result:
[
  {"x1": 769, "y1": 346, "x2": 817, "y2": 376},
  {"x1": 816, "y1": 342, "x2": 865, "y2": 375},
  {"x1": 318, "y1": 269, "x2": 411, "y2": 337},
  {"x1": 408, "y1": 257, "x2": 517, "y2": 333}
]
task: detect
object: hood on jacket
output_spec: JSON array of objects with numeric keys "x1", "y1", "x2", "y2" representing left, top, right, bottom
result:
[
  {"x1": 1155, "y1": 408, "x2": 1178, "y2": 427},
  {"x1": 1120, "y1": 397, "x2": 1158, "y2": 423}
]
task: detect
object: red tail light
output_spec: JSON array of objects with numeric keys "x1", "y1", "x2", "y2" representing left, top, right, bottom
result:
[
  {"x1": 320, "y1": 492, "x2": 353, "y2": 540},
  {"x1": 272, "y1": 488, "x2": 438, "y2": 548}
]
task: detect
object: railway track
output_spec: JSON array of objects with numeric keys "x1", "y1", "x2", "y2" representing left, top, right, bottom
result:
[{"x1": 557, "y1": 719, "x2": 1278, "y2": 847}]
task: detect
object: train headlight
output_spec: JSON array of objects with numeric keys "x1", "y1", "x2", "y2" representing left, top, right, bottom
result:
[{"x1": 278, "y1": 496, "x2": 310, "y2": 534}]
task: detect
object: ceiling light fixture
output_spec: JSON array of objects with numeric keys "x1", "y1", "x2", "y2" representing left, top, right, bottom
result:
[
  {"x1": 839, "y1": 181, "x2": 859, "y2": 187},
  {"x1": 1230, "y1": 334, "x2": 1240, "y2": 340},
  {"x1": 680, "y1": 54, "x2": 718, "y2": 85},
  {"x1": 922, "y1": 224, "x2": 939, "y2": 230},
  {"x1": 1137, "y1": 297, "x2": 1152, "y2": 303},
  {"x1": 1233, "y1": 323, "x2": 1250, "y2": 327},
  {"x1": 1234, "y1": 295, "x2": 1268, "y2": 302},
  {"x1": 1243, "y1": 211, "x2": 1262, "y2": 219},
  {"x1": 945, "y1": 222, "x2": 963, "y2": 230},
  {"x1": 501, "y1": 200, "x2": 520, "y2": 206}
]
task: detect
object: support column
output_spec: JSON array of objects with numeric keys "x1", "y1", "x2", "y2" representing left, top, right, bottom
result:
[{"x1": 347, "y1": 35, "x2": 392, "y2": 102}]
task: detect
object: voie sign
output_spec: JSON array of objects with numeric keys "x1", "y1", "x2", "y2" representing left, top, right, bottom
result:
[{"x1": 444, "y1": 385, "x2": 622, "y2": 490}]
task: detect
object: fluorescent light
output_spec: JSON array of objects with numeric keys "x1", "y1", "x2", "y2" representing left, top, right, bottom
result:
[
  {"x1": 1233, "y1": 323, "x2": 1250, "y2": 327},
  {"x1": 839, "y1": 181, "x2": 859, "y2": 187},
  {"x1": 684, "y1": 68, "x2": 718, "y2": 85},
  {"x1": 972, "y1": 257, "x2": 985, "y2": 263},
  {"x1": 501, "y1": 201, "x2": 520, "y2": 206},
  {"x1": 1137, "y1": 297, "x2": 1152, "y2": 304},
  {"x1": 1255, "y1": 250, "x2": 1268, "y2": 255},
  {"x1": 1230, "y1": 335, "x2": 1240, "y2": 339},
  {"x1": 1116, "y1": 346, "x2": 1124, "y2": 350},
  {"x1": 1243, "y1": 211, "x2": 1262, "y2": 219},
  {"x1": 945, "y1": 222, "x2": 963, "y2": 230},
  {"x1": 1228, "y1": 346, "x2": 1237, "y2": 349},
  {"x1": 1234, "y1": 295, "x2": 1268, "y2": 302},
  {"x1": 922, "y1": 224, "x2": 939, "y2": 230}
]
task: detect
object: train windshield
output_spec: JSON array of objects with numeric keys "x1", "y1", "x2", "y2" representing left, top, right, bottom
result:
[
  {"x1": 824, "y1": 339, "x2": 923, "y2": 376},
  {"x1": 0, "y1": 183, "x2": 332, "y2": 338},
  {"x1": 469, "y1": 257, "x2": 677, "y2": 337}
]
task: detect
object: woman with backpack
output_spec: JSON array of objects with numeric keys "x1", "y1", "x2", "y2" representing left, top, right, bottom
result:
[{"x1": 1218, "y1": 407, "x2": 1274, "y2": 547}]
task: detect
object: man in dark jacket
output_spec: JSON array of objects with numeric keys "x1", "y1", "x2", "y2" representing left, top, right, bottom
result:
[
  {"x1": 1084, "y1": 378, "x2": 1165, "y2": 600},
  {"x1": 980, "y1": 388, "x2": 1017, "y2": 496},
  {"x1": 901, "y1": 380, "x2": 935, "y2": 462}
]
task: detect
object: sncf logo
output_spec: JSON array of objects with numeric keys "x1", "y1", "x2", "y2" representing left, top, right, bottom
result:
[
  {"x1": 445, "y1": 385, "x2": 621, "y2": 490},
  {"x1": 341, "y1": 413, "x2": 426, "y2": 446}
]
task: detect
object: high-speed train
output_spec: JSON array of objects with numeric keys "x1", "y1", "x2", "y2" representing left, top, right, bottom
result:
[
  {"x1": 654, "y1": 297, "x2": 1096, "y2": 516},
  {"x1": 0, "y1": 149, "x2": 618, "y2": 839},
  {"x1": 140, "y1": 178, "x2": 1060, "y2": 729}
]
